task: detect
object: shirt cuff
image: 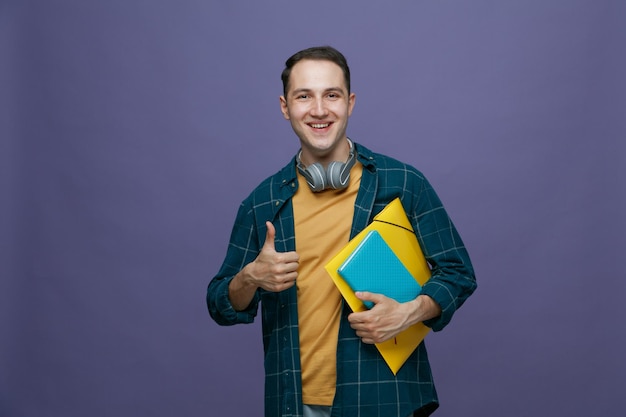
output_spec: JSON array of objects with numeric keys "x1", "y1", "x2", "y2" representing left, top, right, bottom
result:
[
  {"x1": 420, "y1": 280, "x2": 457, "y2": 332},
  {"x1": 208, "y1": 276, "x2": 258, "y2": 325}
]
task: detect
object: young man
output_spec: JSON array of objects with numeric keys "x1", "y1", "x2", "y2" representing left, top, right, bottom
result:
[{"x1": 207, "y1": 46, "x2": 476, "y2": 417}]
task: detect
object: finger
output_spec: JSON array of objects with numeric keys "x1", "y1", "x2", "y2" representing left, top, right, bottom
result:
[
  {"x1": 347, "y1": 311, "x2": 367, "y2": 325},
  {"x1": 280, "y1": 261, "x2": 300, "y2": 274},
  {"x1": 279, "y1": 252, "x2": 300, "y2": 265},
  {"x1": 263, "y1": 221, "x2": 276, "y2": 251},
  {"x1": 359, "y1": 334, "x2": 378, "y2": 345},
  {"x1": 274, "y1": 271, "x2": 298, "y2": 291}
]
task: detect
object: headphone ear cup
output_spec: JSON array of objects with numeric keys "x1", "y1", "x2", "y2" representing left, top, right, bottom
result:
[
  {"x1": 326, "y1": 161, "x2": 348, "y2": 190},
  {"x1": 296, "y1": 140, "x2": 356, "y2": 192},
  {"x1": 303, "y1": 162, "x2": 327, "y2": 192}
]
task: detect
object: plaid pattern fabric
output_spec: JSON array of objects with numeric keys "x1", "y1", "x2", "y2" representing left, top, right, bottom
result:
[{"x1": 207, "y1": 142, "x2": 477, "y2": 417}]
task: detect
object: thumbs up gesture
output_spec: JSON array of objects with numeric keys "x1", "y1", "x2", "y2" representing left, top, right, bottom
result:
[{"x1": 249, "y1": 221, "x2": 300, "y2": 292}]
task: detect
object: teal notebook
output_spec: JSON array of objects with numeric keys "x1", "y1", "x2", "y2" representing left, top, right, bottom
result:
[{"x1": 337, "y1": 230, "x2": 421, "y2": 309}]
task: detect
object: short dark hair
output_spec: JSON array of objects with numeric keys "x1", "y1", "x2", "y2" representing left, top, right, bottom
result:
[{"x1": 281, "y1": 46, "x2": 351, "y2": 97}]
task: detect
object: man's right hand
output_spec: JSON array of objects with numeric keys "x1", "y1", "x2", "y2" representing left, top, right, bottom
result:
[
  {"x1": 247, "y1": 221, "x2": 300, "y2": 292},
  {"x1": 228, "y1": 221, "x2": 300, "y2": 310}
]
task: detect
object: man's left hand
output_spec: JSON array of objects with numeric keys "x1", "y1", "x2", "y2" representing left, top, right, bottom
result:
[
  {"x1": 347, "y1": 292, "x2": 411, "y2": 344},
  {"x1": 347, "y1": 292, "x2": 442, "y2": 344}
]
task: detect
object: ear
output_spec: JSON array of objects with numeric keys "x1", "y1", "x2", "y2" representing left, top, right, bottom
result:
[
  {"x1": 347, "y1": 92, "x2": 356, "y2": 117},
  {"x1": 279, "y1": 96, "x2": 290, "y2": 120}
]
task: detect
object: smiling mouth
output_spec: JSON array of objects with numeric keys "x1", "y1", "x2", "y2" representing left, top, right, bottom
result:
[{"x1": 309, "y1": 123, "x2": 331, "y2": 129}]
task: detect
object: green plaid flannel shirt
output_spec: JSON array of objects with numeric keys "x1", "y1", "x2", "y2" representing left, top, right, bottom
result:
[{"x1": 207, "y1": 142, "x2": 477, "y2": 417}]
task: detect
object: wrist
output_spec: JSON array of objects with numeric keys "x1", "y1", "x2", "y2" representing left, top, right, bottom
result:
[
  {"x1": 407, "y1": 295, "x2": 441, "y2": 325},
  {"x1": 235, "y1": 264, "x2": 258, "y2": 290},
  {"x1": 228, "y1": 266, "x2": 259, "y2": 312}
]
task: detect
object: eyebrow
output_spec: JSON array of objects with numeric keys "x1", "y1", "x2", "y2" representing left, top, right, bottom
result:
[{"x1": 290, "y1": 87, "x2": 345, "y2": 96}]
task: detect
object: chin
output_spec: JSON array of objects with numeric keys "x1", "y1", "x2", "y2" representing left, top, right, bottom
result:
[{"x1": 309, "y1": 135, "x2": 340, "y2": 149}]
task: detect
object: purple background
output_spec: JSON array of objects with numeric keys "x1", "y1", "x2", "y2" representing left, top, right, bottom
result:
[{"x1": 1, "y1": 1, "x2": 625, "y2": 416}]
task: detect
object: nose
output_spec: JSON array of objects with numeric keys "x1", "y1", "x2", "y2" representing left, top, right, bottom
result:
[{"x1": 310, "y1": 97, "x2": 328, "y2": 117}]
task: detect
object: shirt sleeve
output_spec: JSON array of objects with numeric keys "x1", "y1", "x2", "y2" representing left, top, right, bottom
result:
[
  {"x1": 206, "y1": 199, "x2": 261, "y2": 326},
  {"x1": 410, "y1": 175, "x2": 477, "y2": 332}
]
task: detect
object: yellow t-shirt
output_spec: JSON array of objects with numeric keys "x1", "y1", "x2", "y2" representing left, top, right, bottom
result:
[{"x1": 292, "y1": 162, "x2": 362, "y2": 406}]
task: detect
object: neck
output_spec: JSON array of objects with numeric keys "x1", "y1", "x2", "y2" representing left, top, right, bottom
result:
[{"x1": 300, "y1": 138, "x2": 352, "y2": 167}]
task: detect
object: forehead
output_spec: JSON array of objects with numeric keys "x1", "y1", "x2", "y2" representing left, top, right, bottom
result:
[{"x1": 287, "y1": 59, "x2": 347, "y2": 93}]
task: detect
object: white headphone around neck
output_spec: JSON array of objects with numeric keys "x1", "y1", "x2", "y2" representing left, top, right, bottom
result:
[{"x1": 296, "y1": 139, "x2": 356, "y2": 192}]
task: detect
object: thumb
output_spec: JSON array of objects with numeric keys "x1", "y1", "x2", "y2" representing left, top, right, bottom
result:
[{"x1": 263, "y1": 221, "x2": 276, "y2": 250}]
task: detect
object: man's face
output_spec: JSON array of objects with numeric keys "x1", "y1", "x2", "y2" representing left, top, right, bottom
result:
[{"x1": 280, "y1": 59, "x2": 356, "y2": 165}]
